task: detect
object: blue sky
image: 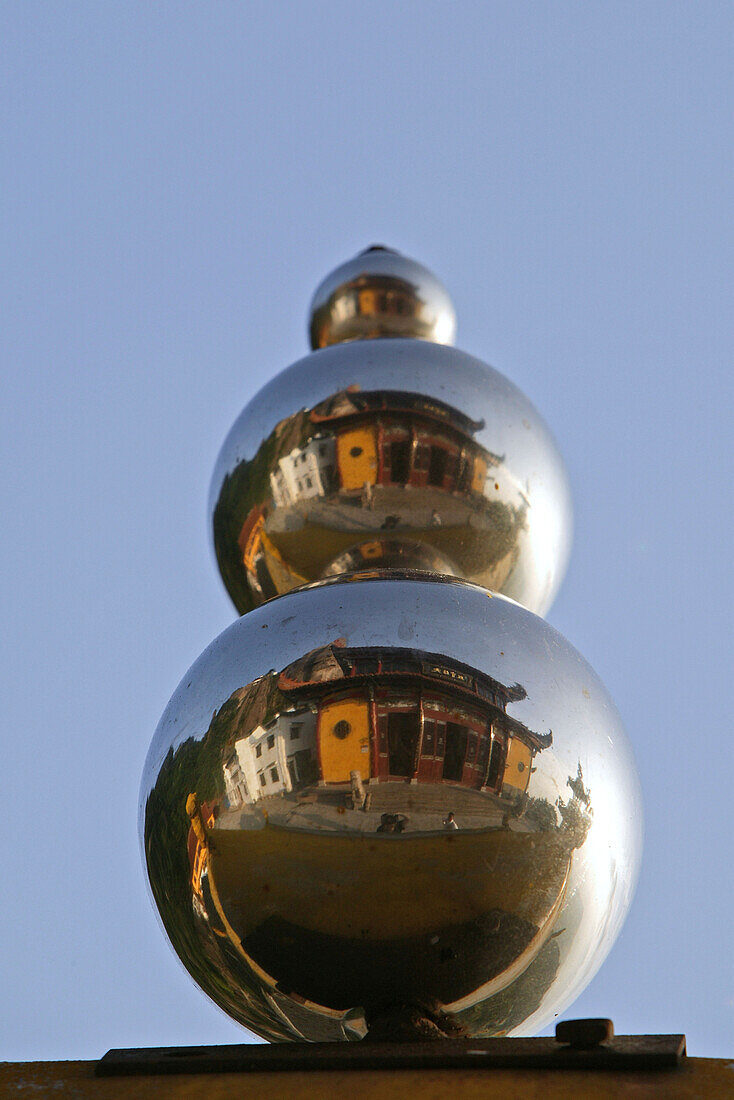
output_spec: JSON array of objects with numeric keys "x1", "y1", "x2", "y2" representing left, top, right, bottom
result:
[{"x1": 2, "y1": 2, "x2": 732, "y2": 1060}]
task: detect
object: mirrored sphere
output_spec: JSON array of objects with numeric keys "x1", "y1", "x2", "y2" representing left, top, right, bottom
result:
[
  {"x1": 140, "y1": 575, "x2": 641, "y2": 1042},
  {"x1": 210, "y1": 339, "x2": 572, "y2": 617},
  {"x1": 308, "y1": 246, "x2": 457, "y2": 349}
]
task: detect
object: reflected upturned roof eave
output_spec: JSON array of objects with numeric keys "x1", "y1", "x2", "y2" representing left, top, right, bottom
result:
[
  {"x1": 276, "y1": 641, "x2": 551, "y2": 752},
  {"x1": 309, "y1": 386, "x2": 487, "y2": 439}
]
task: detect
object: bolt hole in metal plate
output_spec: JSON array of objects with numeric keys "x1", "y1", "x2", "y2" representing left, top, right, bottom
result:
[{"x1": 97, "y1": 1034, "x2": 686, "y2": 1077}]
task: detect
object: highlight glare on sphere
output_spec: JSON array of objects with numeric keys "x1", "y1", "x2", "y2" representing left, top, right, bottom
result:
[{"x1": 140, "y1": 576, "x2": 641, "y2": 1042}]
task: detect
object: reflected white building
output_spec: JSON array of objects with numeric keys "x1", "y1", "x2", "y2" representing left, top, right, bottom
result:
[
  {"x1": 224, "y1": 706, "x2": 318, "y2": 806},
  {"x1": 270, "y1": 436, "x2": 336, "y2": 507},
  {"x1": 223, "y1": 752, "x2": 249, "y2": 808}
]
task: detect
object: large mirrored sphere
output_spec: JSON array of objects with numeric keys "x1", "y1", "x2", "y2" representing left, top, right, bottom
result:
[
  {"x1": 210, "y1": 339, "x2": 572, "y2": 617},
  {"x1": 141, "y1": 575, "x2": 641, "y2": 1042}
]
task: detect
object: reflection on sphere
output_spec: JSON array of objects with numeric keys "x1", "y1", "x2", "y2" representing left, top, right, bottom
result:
[
  {"x1": 308, "y1": 246, "x2": 457, "y2": 349},
  {"x1": 141, "y1": 578, "x2": 639, "y2": 1041},
  {"x1": 211, "y1": 344, "x2": 572, "y2": 617}
]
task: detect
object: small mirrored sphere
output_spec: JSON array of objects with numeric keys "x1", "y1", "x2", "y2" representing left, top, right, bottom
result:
[
  {"x1": 140, "y1": 575, "x2": 641, "y2": 1042},
  {"x1": 309, "y1": 246, "x2": 457, "y2": 349},
  {"x1": 210, "y1": 339, "x2": 572, "y2": 617}
]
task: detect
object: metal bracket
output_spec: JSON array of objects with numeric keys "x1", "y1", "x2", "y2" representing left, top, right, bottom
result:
[{"x1": 97, "y1": 1030, "x2": 686, "y2": 1077}]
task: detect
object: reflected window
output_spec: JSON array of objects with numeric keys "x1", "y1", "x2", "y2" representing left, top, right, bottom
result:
[
  {"x1": 269, "y1": 766, "x2": 279, "y2": 784},
  {"x1": 378, "y1": 714, "x2": 388, "y2": 752},
  {"x1": 267, "y1": 734, "x2": 275, "y2": 750},
  {"x1": 436, "y1": 721, "x2": 445, "y2": 752},
  {"x1": 333, "y1": 720, "x2": 351, "y2": 740},
  {"x1": 259, "y1": 773, "x2": 266, "y2": 787},
  {"x1": 415, "y1": 445, "x2": 430, "y2": 471},
  {"x1": 306, "y1": 477, "x2": 313, "y2": 488},
  {"x1": 290, "y1": 723, "x2": 302, "y2": 741},
  {"x1": 255, "y1": 744, "x2": 262, "y2": 758}
]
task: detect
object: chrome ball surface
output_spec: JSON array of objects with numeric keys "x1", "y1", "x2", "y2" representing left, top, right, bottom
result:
[
  {"x1": 210, "y1": 339, "x2": 572, "y2": 617},
  {"x1": 309, "y1": 246, "x2": 457, "y2": 349},
  {"x1": 140, "y1": 575, "x2": 641, "y2": 1042}
]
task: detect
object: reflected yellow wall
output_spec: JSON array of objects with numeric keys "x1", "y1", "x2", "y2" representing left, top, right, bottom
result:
[
  {"x1": 472, "y1": 454, "x2": 488, "y2": 494},
  {"x1": 504, "y1": 737, "x2": 532, "y2": 793},
  {"x1": 189, "y1": 803, "x2": 216, "y2": 899},
  {"x1": 260, "y1": 528, "x2": 308, "y2": 588},
  {"x1": 318, "y1": 697, "x2": 371, "y2": 783},
  {"x1": 337, "y1": 427, "x2": 378, "y2": 489},
  {"x1": 358, "y1": 288, "x2": 379, "y2": 314},
  {"x1": 359, "y1": 541, "x2": 384, "y2": 560},
  {"x1": 241, "y1": 515, "x2": 264, "y2": 572}
]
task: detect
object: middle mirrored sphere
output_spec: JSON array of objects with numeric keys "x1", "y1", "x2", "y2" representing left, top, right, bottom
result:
[
  {"x1": 210, "y1": 338, "x2": 572, "y2": 617},
  {"x1": 141, "y1": 575, "x2": 640, "y2": 1042}
]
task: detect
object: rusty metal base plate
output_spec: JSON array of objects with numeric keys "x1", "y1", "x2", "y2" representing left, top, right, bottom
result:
[{"x1": 97, "y1": 1035, "x2": 686, "y2": 1077}]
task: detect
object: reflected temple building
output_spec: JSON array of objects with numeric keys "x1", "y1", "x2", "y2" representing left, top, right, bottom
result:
[
  {"x1": 306, "y1": 389, "x2": 494, "y2": 498},
  {"x1": 276, "y1": 642, "x2": 550, "y2": 798},
  {"x1": 205, "y1": 643, "x2": 553, "y2": 827},
  {"x1": 214, "y1": 388, "x2": 528, "y2": 613}
]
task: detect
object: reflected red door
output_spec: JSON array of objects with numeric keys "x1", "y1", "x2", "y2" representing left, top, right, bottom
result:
[
  {"x1": 417, "y1": 718, "x2": 439, "y2": 782},
  {"x1": 461, "y1": 730, "x2": 487, "y2": 789},
  {"x1": 387, "y1": 712, "x2": 420, "y2": 777}
]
